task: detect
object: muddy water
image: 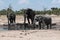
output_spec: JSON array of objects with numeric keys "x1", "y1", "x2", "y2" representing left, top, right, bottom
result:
[
  {"x1": 0, "y1": 25, "x2": 60, "y2": 31},
  {"x1": 0, "y1": 27, "x2": 8, "y2": 31}
]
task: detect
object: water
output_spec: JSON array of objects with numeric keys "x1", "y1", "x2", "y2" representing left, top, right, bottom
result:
[
  {"x1": 0, "y1": 27, "x2": 8, "y2": 31},
  {"x1": 0, "y1": 23, "x2": 60, "y2": 31}
]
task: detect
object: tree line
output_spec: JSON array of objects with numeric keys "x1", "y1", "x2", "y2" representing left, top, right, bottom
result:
[{"x1": 0, "y1": 7, "x2": 60, "y2": 15}]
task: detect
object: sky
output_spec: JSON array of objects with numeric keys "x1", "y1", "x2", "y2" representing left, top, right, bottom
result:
[{"x1": 0, "y1": 0, "x2": 60, "y2": 11}]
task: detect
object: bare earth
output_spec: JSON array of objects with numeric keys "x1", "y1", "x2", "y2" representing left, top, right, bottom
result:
[{"x1": 0, "y1": 15, "x2": 60, "y2": 40}]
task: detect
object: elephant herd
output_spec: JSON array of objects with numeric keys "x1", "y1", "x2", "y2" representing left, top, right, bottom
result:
[{"x1": 7, "y1": 8, "x2": 52, "y2": 29}]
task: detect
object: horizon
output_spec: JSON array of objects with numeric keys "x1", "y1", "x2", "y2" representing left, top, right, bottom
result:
[{"x1": 0, "y1": 0, "x2": 60, "y2": 11}]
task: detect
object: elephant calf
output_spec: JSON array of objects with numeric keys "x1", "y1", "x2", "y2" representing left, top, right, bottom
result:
[
  {"x1": 40, "y1": 16, "x2": 52, "y2": 29},
  {"x1": 7, "y1": 13, "x2": 16, "y2": 24},
  {"x1": 34, "y1": 15, "x2": 52, "y2": 29}
]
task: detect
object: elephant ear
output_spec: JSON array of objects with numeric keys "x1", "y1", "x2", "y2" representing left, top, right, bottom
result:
[
  {"x1": 7, "y1": 13, "x2": 11, "y2": 18},
  {"x1": 37, "y1": 16, "x2": 42, "y2": 22},
  {"x1": 39, "y1": 16, "x2": 43, "y2": 22},
  {"x1": 41, "y1": 17, "x2": 46, "y2": 26}
]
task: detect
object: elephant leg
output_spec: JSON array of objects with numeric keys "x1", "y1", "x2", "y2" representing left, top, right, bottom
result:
[
  {"x1": 8, "y1": 20, "x2": 10, "y2": 30},
  {"x1": 31, "y1": 19, "x2": 34, "y2": 24},
  {"x1": 12, "y1": 19, "x2": 14, "y2": 23},
  {"x1": 33, "y1": 20, "x2": 36, "y2": 29},
  {"x1": 39, "y1": 22, "x2": 41, "y2": 29},
  {"x1": 14, "y1": 19, "x2": 16, "y2": 23},
  {"x1": 10, "y1": 20, "x2": 13, "y2": 23},
  {"x1": 13, "y1": 20, "x2": 14, "y2": 23},
  {"x1": 42, "y1": 21, "x2": 45, "y2": 29},
  {"x1": 50, "y1": 18, "x2": 52, "y2": 29},
  {"x1": 47, "y1": 25, "x2": 49, "y2": 29},
  {"x1": 27, "y1": 17, "x2": 30, "y2": 24},
  {"x1": 10, "y1": 19, "x2": 12, "y2": 24},
  {"x1": 13, "y1": 19, "x2": 15, "y2": 23},
  {"x1": 12, "y1": 20, "x2": 13, "y2": 23}
]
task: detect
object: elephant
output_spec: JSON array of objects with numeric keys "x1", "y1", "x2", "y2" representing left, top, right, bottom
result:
[
  {"x1": 7, "y1": 12, "x2": 16, "y2": 24},
  {"x1": 39, "y1": 16, "x2": 52, "y2": 29},
  {"x1": 33, "y1": 15, "x2": 42, "y2": 29},
  {"x1": 33, "y1": 15, "x2": 52, "y2": 29},
  {"x1": 25, "y1": 8, "x2": 36, "y2": 24}
]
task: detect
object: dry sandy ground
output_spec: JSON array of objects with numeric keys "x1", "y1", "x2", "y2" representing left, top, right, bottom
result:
[
  {"x1": 0, "y1": 30, "x2": 60, "y2": 40},
  {"x1": 0, "y1": 15, "x2": 60, "y2": 40}
]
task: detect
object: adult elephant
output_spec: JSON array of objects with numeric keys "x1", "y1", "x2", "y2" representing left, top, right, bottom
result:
[
  {"x1": 7, "y1": 12, "x2": 16, "y2": 24},
  {"x1": 25, "y1": 8, "x2": 35, "y2": 24}
]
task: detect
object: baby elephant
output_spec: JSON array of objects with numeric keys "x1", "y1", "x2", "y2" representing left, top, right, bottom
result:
[
  {"x1": 7, "y1": 13, "x2": 16, "y2": 24},
  {"x1": 34, "y1": 15, "x2": 52, "y2": 29},
  {"x1": 39, "y1": 16, "x2": 52, "y2": 29}
]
